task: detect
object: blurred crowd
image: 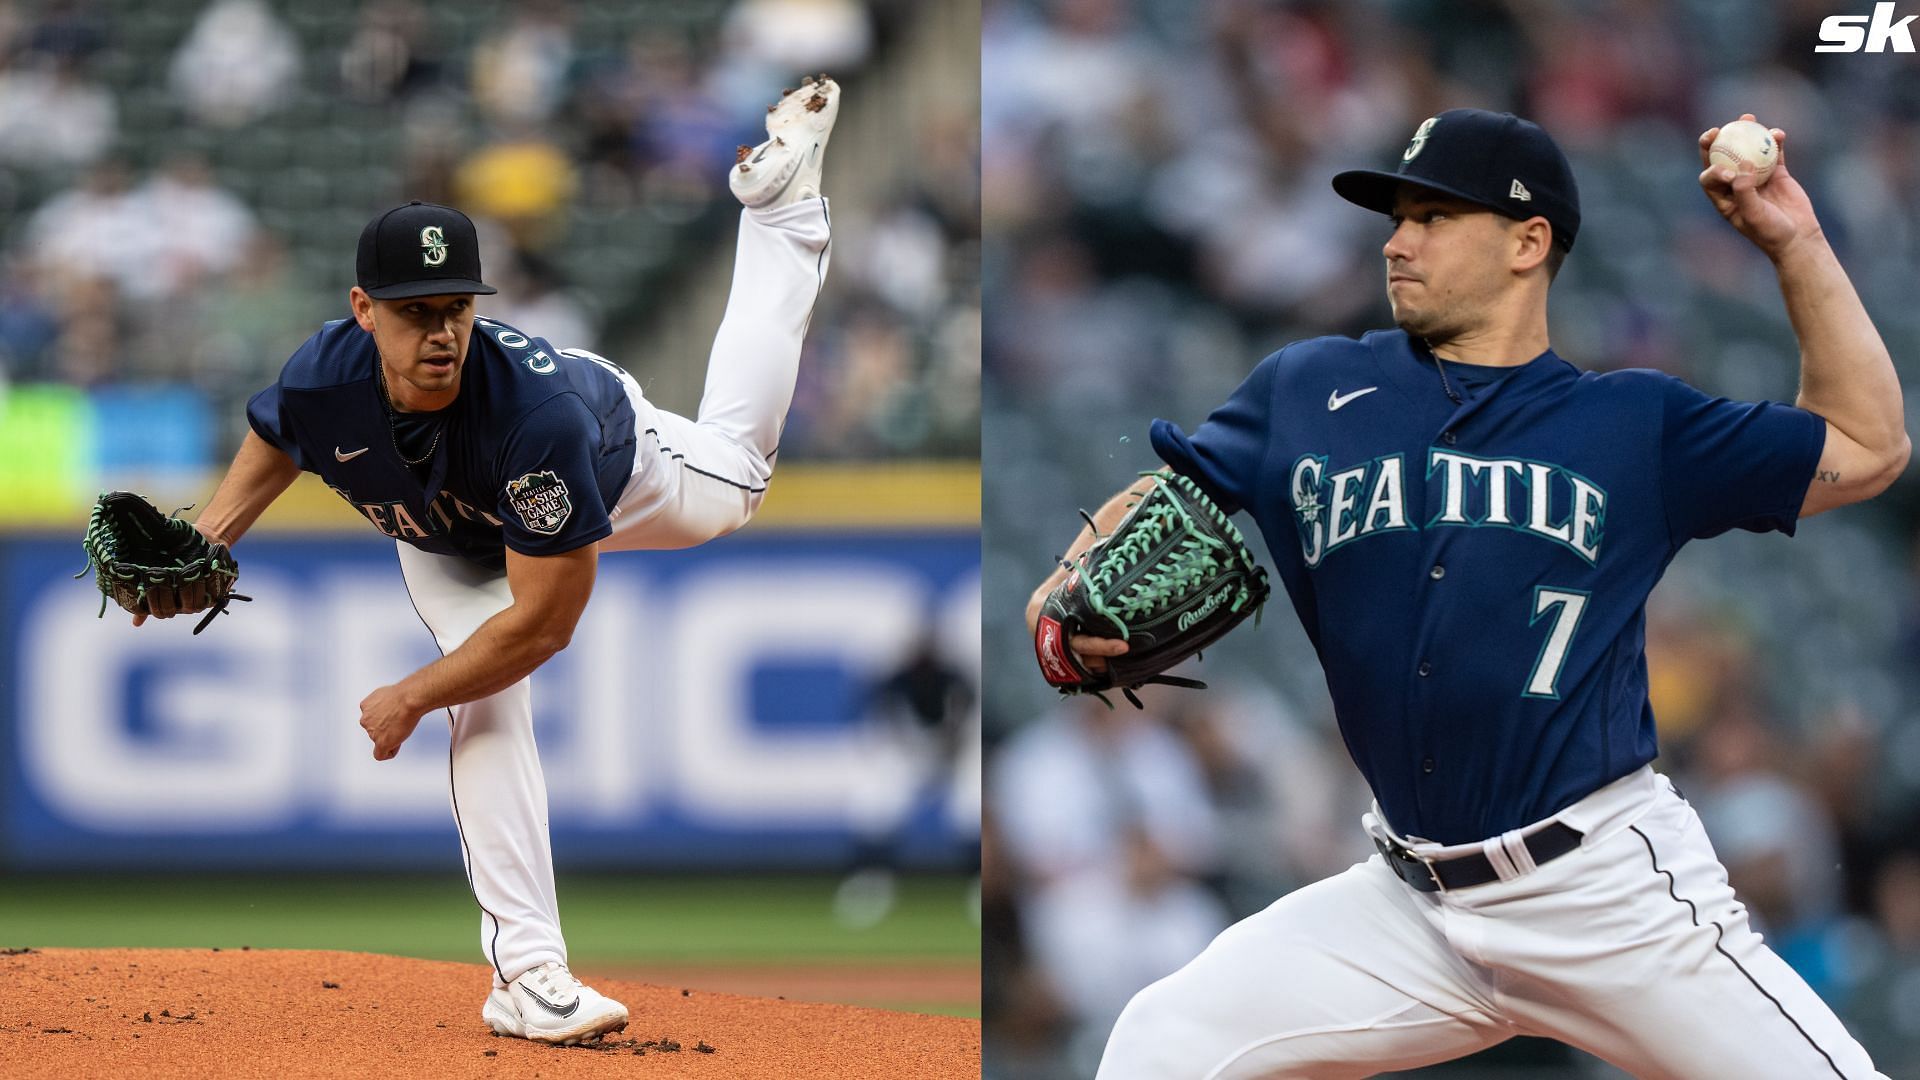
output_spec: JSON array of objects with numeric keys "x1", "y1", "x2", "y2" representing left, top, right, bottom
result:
[
  {"x1": 0, "y1": 0, "x2": 979, "y2": 464},
  {"x1": 983, "y1": 0, "x2": 1920, "y2": 1075}
]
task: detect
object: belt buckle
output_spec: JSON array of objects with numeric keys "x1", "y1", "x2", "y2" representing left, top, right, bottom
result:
[
  {"x1": 1413, "y1": 849, "x2": 1447, "y2": 893},
  {"x1": 1378, "y1": 835, "x2": 1447, "y2": 893}
]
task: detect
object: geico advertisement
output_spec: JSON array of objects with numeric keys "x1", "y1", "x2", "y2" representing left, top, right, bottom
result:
[{"x1": 2, "y1": 531, "x2": 980, "y2": 868}]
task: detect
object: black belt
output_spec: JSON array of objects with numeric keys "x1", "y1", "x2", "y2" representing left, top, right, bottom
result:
[{"x1": 1374, "y1": 821, "x2": 1584, "y2": 893}]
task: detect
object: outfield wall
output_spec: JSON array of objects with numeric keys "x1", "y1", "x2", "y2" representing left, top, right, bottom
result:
[{"x1": 0, "y1": 466, "x2": 981, "y2": 871}]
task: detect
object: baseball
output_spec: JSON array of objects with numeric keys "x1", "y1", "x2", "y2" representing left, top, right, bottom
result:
[{"x1": 1709, "y1": 119, "x2": 1778, "y2": 185}]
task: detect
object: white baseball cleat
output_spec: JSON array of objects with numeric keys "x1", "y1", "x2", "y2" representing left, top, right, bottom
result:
[
  {"x1": 482, "y1": 961, "x2": 629, "y2": 1045},
  {"x1": 730, "y1": 74, "x2": 839, "y2": 209}
]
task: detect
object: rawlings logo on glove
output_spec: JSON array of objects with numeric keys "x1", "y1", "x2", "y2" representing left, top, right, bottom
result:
[
  {"x1": 75, "y1": 491, "x2": 250, "y2": 635},
  {"x1": 1034, "y1": 471, "x2": 1270, "y2": 707},
  {"x1": 1034, "y1": 615, "x2": 1079, "y2": 684}
]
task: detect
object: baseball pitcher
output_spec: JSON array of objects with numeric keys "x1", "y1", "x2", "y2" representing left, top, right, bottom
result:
[
  {"x1": 1028, "y1": 110, "x2": 1901, "y2": 1077},
  {"x1": 104, "y1": 77, "x2": 839, "y2": 1045}
]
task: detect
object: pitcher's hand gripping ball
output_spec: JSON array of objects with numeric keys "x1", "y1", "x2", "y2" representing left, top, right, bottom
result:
[
  {"x1": 1034, "y1": 471, "x2": 1270, "y2": 707},
  {"x1": 1708, "y1": 119, "x2": 1778, "y2": 186},
  {"x1": 76, "y1": 491, "x2": 249, "y2": 634}
]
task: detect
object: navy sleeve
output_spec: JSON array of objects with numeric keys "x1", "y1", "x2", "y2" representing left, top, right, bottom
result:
[
  {"x1": 1659, "y1": 375, "x2": 1826, "y2": 542},
  {"x1": 245, "y1": 381, "x2": 309, "y2": 470},
  {"x1": 1150, "y1": 349, "x2": 1282, "y2": 515},
  {"x1": 494, "y1": 393, "x2": 614, "y2": 556}
]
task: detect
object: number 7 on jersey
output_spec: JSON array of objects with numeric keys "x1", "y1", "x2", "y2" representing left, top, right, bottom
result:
[{"x1": 1524, "y1": 586, "x2": 1589, "y2": 699}]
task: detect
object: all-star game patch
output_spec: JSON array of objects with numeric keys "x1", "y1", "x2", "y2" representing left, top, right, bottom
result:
[{"x1": 506, "y1": 470, "x2": 572, "y2": 535}]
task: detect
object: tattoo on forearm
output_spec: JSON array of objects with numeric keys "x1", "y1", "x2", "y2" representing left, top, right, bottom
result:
[{"x1": 1817, "y1": 469, "x2": 1841, "y2": 483}]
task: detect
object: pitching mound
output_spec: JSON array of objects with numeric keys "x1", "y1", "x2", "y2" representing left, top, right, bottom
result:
[{"x1": 0, "y1": 948, "x2": 979, "y2": 1079}]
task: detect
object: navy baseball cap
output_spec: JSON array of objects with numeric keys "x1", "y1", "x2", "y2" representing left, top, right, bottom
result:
[
  {"x1": 355, "y1": 201, "x2": 497, "y2": 299},
  {"x1": 1332, "y1": 109, "x2": 1581, "y2": 252}
]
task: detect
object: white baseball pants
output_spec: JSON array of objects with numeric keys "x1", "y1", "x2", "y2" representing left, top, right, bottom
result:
[
  {"x1": 604, "y1": 197, "x2": 833, "y2": 552},
  {"x1": 397, "y1": 199, "x2": 831, "y2": 986},
  {"x1": 1097, "y1": 767, "x2": 1885, "y2": 1079}
]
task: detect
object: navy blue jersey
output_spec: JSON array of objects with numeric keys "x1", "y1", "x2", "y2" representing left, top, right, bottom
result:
[
  {"x1": 1152, "y1": 329, "x2": 1824, "y2": 844},
  {"x1": 247, "y1": 315, "x2": 638, "y2": 570}
]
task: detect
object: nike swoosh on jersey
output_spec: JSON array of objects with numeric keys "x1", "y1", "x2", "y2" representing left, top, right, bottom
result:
[
  {"x1": 519, "y1": 987, "x2": 580, "y2": 1019},
  {"x1": 1328, "y1": 387, "x2": 1380, "y2": 411},
  {"x1": 334, "y1": 446, "x2": 370, "y2": 462}
]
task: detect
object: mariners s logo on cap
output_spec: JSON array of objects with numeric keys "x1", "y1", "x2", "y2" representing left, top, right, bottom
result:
[
  {"x1": 357, "y1": 202, "x2": 497, "y2": 298},
  {"x1": 1403, "y1": 117, "x2": 1438, "y2": 162},
  {"x1": 421, "y1": 225, "x2": 448, "y2": 267}
]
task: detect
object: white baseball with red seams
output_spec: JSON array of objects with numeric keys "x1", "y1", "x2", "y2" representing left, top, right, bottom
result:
[{"x1": 1709, "y1": 119, "x2": 1779, "y2": 185}]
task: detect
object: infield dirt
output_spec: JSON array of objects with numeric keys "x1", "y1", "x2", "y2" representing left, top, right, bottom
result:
[{"x1": 0, "y1": 947, "x2": 980, "y2": 1078}]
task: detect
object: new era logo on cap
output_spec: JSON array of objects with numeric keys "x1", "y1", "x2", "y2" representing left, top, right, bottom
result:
[{"x1": 1510, "y1": 179, "x2": 1532, "y2": 201}]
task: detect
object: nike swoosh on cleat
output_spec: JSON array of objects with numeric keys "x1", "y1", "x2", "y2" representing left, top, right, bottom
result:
[
  {"x1": 334, "y1": 446, "x2": 370, "y2": 461},
  {"x1": 520, "y1": 987, "x2": 580, "y2": 1019},
  {"x1": 1328, "y1": 387, "x2": 1380, "y2": 411}
]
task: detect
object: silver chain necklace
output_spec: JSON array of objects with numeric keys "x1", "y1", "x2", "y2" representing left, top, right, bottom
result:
[
  {"x1": 1418, "y1": 337, "x2": 1465, "y2": 405},
  {"x1": 377, "y1": 363, "x2": 444, "y2": 466}
]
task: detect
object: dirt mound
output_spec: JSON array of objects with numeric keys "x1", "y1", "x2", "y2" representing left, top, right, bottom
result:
[{"x1": 0, "y1": 948, "x2": 979, "y2": 1079}]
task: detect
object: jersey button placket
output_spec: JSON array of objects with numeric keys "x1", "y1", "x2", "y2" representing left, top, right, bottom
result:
[
  {"x1": 1429, "y1": 564, "x2": 1445, "y2": 581},
  {"x1": 1417, "y1": 661, "x2": 1432, "y2": 677},
  {"x1": 1422, "y1": 757, "x2": 1436, "y2": 774},
  {"x1": 1441, "y1": 431, "x2": 1458, "y2": 445}
]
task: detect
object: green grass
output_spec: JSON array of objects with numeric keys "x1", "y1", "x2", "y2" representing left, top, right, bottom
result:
[
  {"x1": 0, "y1": 873, "x2": 978, "y2": 964},
  {"x1": 873, "y1": 1002, "x2": 979, "y2": 1018}
]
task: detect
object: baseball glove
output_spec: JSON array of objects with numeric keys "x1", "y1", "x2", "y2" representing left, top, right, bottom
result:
[
  {"x1": 75, "y1": 491, "x2": 248, "y2": 634},
  {"x1": 1034, "y1": 471, "x2": 1270, "y2": 707}
]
